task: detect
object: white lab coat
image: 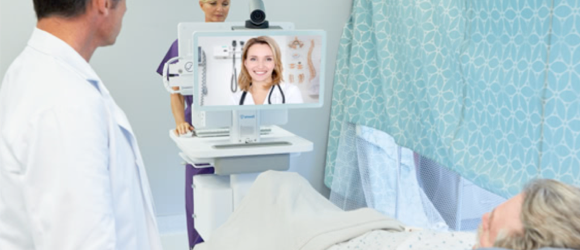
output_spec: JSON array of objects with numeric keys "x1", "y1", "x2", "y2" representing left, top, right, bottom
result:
[
  {"x1": 0, "y1": 28, "x2": 162, "y2": 250},
  {"x1": 233, "y1": 82, "x2": 303, "y2": 105}
]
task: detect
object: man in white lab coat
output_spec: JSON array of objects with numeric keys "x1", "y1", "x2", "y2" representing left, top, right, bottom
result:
[{"x1": 0, "y1": 0, "x2": 163, "y2": 249}]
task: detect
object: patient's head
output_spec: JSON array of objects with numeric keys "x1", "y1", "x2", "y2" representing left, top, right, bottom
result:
[{"x1": 476, "y1": 179, "x2": 580, "y2": 250}]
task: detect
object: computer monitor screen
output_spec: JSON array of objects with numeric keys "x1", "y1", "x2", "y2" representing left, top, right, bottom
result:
[{"x1": 192, "y1": 30, "x2": 326, "y2": 111}]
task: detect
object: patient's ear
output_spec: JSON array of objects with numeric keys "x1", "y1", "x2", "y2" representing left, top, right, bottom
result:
[{"x1": 481, "y1": 212, "x2": 490, "y2": 230}]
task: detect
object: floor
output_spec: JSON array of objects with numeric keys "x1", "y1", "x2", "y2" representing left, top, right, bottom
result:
[{"x1": 158, "y1": 214, "x2": 189, "y2": 250}]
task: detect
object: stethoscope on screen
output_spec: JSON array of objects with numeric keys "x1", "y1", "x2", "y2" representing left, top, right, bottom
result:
[
  {"x1": 239, "y1": 84, "x2": 285, "y2": 105},
  {"x1": 231, "y1": 40, "x2": 240, "y2": 93}
]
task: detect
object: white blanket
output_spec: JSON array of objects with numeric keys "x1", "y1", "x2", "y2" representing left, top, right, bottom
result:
[
  {"x1": 194, "y1": 171, "x2": 404, "y2": 250},
  {"x1": 328, "y1": 229, "x2": 476, "y2": 250}
]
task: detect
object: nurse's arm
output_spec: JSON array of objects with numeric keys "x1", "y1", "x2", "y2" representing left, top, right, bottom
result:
[{"x1": 170, "y1": 87, "x2": 193, "y2": 135}]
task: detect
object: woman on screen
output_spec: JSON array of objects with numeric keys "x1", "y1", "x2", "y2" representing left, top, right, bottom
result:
[{"x1": 235, "y1": 36, "x2": 304, "y2": 105}]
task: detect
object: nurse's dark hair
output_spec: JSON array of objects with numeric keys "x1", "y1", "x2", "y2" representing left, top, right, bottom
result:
[{"x1": 33, "y1": 0, "x2": 121, "y2": 19}]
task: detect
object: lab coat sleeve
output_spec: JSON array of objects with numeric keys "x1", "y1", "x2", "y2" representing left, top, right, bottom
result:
[
  {"x1": 23, "y1": 98, "x2": 115, "y2": 250},
  {"x1": 286, "y1": 84, "x2": 304, "y2": 104},
  {"x1": 231, "y1": 91, "x2": 241, "y2": 105}
]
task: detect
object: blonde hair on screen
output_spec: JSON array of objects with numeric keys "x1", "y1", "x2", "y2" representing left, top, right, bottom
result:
[{"x1": 238, "y1": 36, "x2": 284, "y2": 92}]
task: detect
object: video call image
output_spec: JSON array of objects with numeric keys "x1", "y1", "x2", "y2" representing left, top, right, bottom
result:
[{"x1": 193, "y1": 33, "x2": 324, "y2": 109}]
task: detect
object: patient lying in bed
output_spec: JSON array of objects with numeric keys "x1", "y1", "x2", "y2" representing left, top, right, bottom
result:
[{"x1": 194, "y1": 171, "x2": 580, "y2": 250}]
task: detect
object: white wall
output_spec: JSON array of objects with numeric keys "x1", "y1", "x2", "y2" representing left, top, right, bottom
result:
[{"x1": 0, "y1": 0, "x2": 352, "y2": 217}]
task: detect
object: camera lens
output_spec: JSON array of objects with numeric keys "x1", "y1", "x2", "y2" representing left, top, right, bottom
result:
[{"x1": 250, "y1": 9, "x2": 266, "y2": 24}]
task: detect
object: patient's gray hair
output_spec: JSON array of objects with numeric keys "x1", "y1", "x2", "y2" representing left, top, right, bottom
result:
[{"x1": 494, "y1": 179, "x2": 580, "y2": 250}]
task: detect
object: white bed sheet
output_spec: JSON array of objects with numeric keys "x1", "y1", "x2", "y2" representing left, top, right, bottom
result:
[
  {"x1": 328, "y1": 229, "x2": 476, "y2": 250},
  {"x1": 194, "y1": 171, "x2": 404, "y2": 250}
]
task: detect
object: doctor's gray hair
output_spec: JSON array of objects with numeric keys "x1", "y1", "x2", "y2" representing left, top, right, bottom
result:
[
  {"x1": 33, "y1": 0, "x2": 121, "y2": 19},
  {"x1": 494, "y1": 179, "x2": 580, "y2": 250}
]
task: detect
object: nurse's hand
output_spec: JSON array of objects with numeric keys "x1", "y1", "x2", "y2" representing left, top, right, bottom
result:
[{"x1": 175, "y1": 122, "x2": 194, "y2": 135}]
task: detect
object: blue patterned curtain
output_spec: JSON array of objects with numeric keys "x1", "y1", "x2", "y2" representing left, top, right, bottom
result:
[{"x1": 325, "y1": 0, "x2": 580, "y2": 198}]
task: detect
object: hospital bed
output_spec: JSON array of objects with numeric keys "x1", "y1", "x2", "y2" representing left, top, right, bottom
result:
[
  {"x1": 192, "y1": 171, "x2": 475, "y2": 250},
  {"x1": 192, "y1": 171, "x2": 576, "y2": 250}
]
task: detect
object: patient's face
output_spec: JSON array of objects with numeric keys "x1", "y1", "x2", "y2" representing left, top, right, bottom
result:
[{"x1": 476, "y1": 193, "x2": 524, "y2": 248}]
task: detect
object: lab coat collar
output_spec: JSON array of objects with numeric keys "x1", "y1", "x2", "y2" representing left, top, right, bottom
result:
[
  {"x1": 28, "y1": 28, "x2": 135, "y2": 135},
  {"x1": 28, "y1": 28, "x2": 102, "y2": 86}
]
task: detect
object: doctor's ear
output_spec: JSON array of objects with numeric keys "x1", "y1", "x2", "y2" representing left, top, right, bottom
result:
[{"x1": 92, "y1": 0, "x2": 111, "y2": 15}]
